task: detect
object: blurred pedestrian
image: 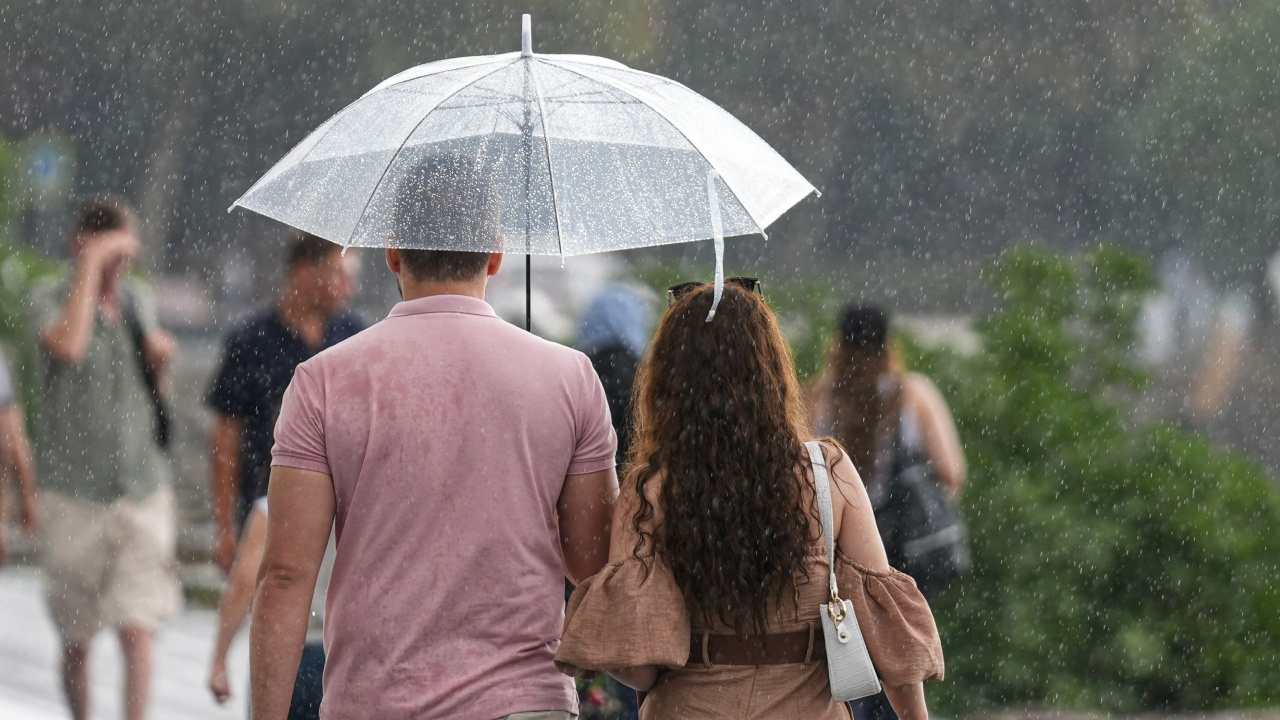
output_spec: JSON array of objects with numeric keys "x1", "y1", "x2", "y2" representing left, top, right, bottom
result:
[
  {"x1": 29, "y1": 195, "x2": 180, "y2": 720},
  {"x1": 808, "y1": 305, "x2": 966, "y2": 500},
  {"x1": 205, "y1": 231, "x2": 363, "y2": 574},
  {"x1": 208, "y1": 495, "x2": 334, "y2": 718},
  {"x1": 570, "y1": 286, "x2": 650, "y2": 720},
  {"x1": 556, "y1": 281, "x2": 943, "y2": 720},
  {"x1": 576, "y1": 284, "x2": 651, "y2": 472},
  {"x1": 0, "y1": 348, "x2": 38, "y2": 565},
  {"x1": 249, "y1": 152, "x2": 618, "y2": 720},
  {"x1": 808, "y1": 305, "x2": 966, "y2": 720}
]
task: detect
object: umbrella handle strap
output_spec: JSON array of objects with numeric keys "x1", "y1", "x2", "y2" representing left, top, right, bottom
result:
[{"x1": 706, "y1": 170, "x2": 725, "y2": 322}]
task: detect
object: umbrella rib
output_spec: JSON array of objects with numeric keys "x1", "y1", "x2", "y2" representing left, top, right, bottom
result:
[
  {"x1": 235, "y1": 108, "x2": 352, "y2": 209},
  {"x1": 362, "y1": 54, "x2": 518, "y2": 98},
  {"x1": 529, "y1": 60, "x2": 565, "y2": 257},
  {"x1": 343, "y1": 58, "x2": 521, "y2": 247},
  {"x1": 540, "y1": 58, "x2": 765, "y2": 231},
  {"x1": 236, "y1": 62, "x2": 517, "y2": 210}
]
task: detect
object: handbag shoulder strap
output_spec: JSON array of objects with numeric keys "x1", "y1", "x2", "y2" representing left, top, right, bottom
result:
[{"x1": 804, "y1": 440, "x2": 841, "y2": 601}]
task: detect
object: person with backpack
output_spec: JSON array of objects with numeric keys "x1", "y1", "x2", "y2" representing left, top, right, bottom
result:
[
  {"x1": 808, "y1": 305, "x2": 966, "y2": 505},
  {"x1": 28, "y1": 195, "x2": 180, "y2": 720},
  {"x1": 807, "y1": 304, "x2": 968, "y2": 720}
]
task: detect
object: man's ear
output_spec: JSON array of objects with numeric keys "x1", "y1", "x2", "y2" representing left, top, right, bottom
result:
[
  {"x1": 486, "y1": 252, "x2": 503, "y2": 277},
  {"x1": 386, "y1": 248, "x2": 402, "y2": 274}
]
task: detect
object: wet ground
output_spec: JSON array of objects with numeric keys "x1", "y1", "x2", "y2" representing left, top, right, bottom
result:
[{"x1": 0, "y1": 567, "x2": 249, "y2": 720}]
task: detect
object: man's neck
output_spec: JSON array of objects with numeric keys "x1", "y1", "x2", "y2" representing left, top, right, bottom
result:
[
  {"x1": 278, "y1": 290, "x2": 328, "y2": 345},
  {"x1": 399, "y1": 279, "x2": 487, "y2": 302}
]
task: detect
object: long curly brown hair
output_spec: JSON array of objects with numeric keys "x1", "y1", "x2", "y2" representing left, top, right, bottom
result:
[{"x1": 627, "y1": 282, "x2": 816, "y2": 634}]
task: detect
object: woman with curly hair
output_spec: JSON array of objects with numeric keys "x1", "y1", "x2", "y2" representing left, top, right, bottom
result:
[{"x1": 556, "y1": 280, "x2": 944, "y2": 719}]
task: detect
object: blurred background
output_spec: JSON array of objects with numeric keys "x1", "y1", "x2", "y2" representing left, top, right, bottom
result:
[{"x1": 2, "y1": 0, "x2": 1280, "y2": 716}]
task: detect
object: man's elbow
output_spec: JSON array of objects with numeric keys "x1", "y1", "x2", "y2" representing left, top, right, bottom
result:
[
  {"x1": 256, "y1": 563, "x2": 315, "y2": 596},
  {"x1": 40, "y1": 332, "x2": 85, "y2": 365}
]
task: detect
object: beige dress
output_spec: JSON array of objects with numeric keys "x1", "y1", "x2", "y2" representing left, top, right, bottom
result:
[{"x1": 557, "y1": 547, "x2": 944, "y2": 719}]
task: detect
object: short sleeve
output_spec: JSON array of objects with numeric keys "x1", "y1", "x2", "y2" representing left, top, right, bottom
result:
[
  {"x1": 836, "y1": 553, "x2": 945, "y2": 684},
  {"x1": 206, "y1": 332, "x2": 253, "y2": 418},
  {"x1": 556, "y1": 557, "x2": 690, "y2": 675},
  {"x1": 567, "y1": 353, "x2": 618, "y2": 475},
  {"x1": 271, "y1": 363, "x2": 331, "y2": 476}
]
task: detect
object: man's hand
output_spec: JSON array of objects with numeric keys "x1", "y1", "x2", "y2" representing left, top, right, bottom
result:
[
  {"x1": 213, "y1": 526, "x2": 237, "y2": 576},
  {"x1": 81, "y1": 229, "x2": 140, "y2": 271},
  {"x1": 209, "y1": 658, "x2": 232, "y2": 704}
]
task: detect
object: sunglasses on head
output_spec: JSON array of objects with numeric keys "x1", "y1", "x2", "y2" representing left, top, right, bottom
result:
[{"x1": 667, "y1": 277, "x2": 763, "y2": 306}]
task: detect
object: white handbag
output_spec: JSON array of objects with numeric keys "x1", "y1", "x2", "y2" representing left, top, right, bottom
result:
[{"x1": 805, "y1": 441, "x2": 884, "y2": 702}]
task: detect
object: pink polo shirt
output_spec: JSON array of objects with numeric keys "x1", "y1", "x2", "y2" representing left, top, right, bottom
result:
[{"x1": 272, "y1": 294, "x2": 617, "y2": 720}]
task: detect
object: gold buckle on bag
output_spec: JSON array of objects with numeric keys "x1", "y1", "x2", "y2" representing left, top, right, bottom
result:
[
  {"x1": 828, "y1": 580, "x2": 850, "y2": 640},
  {"x1": 827, "y1": 598, "x2": 846, "y2": 623}
]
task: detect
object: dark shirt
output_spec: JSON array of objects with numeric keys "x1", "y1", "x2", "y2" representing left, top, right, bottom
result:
[
  {"x1": 206, "y1": 309, "x2": 365, "y2": 523},
  {"x1": 585, "y1": 344, "x2": 639, "y2": 464}
]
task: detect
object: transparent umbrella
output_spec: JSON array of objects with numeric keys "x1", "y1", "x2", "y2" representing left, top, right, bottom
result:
[{"x1": 232, "y1": 15, "x2": 816, "y2": 325}]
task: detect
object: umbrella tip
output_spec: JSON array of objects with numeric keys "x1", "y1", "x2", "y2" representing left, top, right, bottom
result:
[{"x1": 522, "y1": 14, "x2": 532, "y2": 57}]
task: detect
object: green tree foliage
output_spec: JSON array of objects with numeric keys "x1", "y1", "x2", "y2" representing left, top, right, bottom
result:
[
  {"x1": 0, "y1": 134, "x2": 58, "y2": 404},
  {"x1": 910, "y1": 246, "x2": 1280, "y2": 711}
]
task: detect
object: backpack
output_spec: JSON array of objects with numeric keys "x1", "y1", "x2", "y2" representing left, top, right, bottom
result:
[{"x1": 872, "y1": 424, "x2": 970, "y2": 597}]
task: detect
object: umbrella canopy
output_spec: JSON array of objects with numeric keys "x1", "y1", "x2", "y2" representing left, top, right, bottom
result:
[{"x1": 231, "y1": 16, "x2": 816, "y2": 258}]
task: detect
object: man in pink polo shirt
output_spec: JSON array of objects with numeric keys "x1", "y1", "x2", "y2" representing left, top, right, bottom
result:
[{"x1": 249, "y1": 153, "x2": 619, "y2": 720}]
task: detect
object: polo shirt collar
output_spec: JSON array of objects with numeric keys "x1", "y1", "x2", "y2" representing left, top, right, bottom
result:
[{"x1": 387, "y1": 294, "x2": 498, "y2": 319}]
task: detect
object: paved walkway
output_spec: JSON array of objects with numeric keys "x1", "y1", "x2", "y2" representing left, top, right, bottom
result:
[{"x1": 0, "y1": 567, "x2": 249, "y2": 719}]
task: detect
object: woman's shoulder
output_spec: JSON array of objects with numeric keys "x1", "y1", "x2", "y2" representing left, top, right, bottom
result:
[
  {"x1": 901, "y1": 371, "x2": 945, "y2": 405},
  {"x1": 801, "y1": 438, "x2": 861, "y2": 486}
]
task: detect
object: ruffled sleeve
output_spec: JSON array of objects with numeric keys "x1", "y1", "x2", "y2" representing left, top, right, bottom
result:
[
  {"x1": 836, "y1": 553, "x2": 945, "y2": 684},
  {"x1": 555, "y1": 557, "x2": 691, "y2": 676}
]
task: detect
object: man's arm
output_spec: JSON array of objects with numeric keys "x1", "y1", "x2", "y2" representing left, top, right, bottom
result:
[
  {"x1": 250, "y1": 465, "x2": 334, "y2": 720},
  {"x1": 558, "y1": 468, "x2": 618, "y2": 585},
  {"x1": 210, "y1": 414, "x2": 245, "y2": 574},
  {"x1": 0, "y1": 407, "x2": 38, "y2": 538},
  {"x1": 209, "y1": 506, "x2": 268, "y2": 704},
  {"x1": 0, "y1": 405, "x2": 38, "y2": 563},
  {"x1": 41, "y1": 231, "x2": 138, "y2": 364}
]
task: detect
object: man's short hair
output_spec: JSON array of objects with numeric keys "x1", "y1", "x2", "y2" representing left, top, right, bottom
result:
[
  {"x1": 393, "y1": 152, "x2": 500, "y2": 283},
  {"x1": 285, "y1": 231, "x2": 340, "y2": 268},
  {"x1": 75, "y1": 195, "x2": 136, "y2": 235}
]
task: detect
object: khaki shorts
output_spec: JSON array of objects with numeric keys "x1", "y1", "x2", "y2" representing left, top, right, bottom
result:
[{"x1": 41, "y1": 486, "x2": 181, "y2": 644}]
